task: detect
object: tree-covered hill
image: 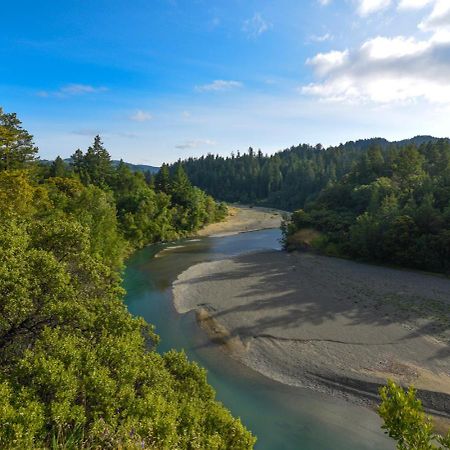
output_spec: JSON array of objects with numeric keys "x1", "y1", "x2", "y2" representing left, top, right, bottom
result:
[
  {"x1": 173, "y1": 136, "x2": 450, "y2": 273},
  {"x1": 283, "y1": 141, "x2": 450, "y2": 273},
  {"x1": 0, "y1": 107, "x2": 253, "y2": 448},
  {"x1": 174, "y1": 136, "x2": 442, "y2": 211}
]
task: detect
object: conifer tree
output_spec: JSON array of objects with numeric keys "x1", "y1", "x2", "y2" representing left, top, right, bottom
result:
[{"x1": 0, "y1": 108, "x2": 38, "y2": 170}]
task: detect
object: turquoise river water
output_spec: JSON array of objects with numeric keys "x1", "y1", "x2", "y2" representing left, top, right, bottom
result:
[{"x1": 124, "y1": 228, "x2": 393, "y2": 450}]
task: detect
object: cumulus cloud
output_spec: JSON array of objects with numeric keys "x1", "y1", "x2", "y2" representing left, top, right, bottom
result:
[
  {"x1": 242, "y1": 13, "x2": 272, "y2": 38},
  {"x1": 302, "y1": 34, "x2": 450, "y2": 103},
  {"x1": 302, "y1": 0, "x2": 450, "y2": 104},
  {"x1": 357, "y1": 0, "x2": 392, "y2": 16},
  {"x1": 195, "y1": 80, "x2": 243, "y2": 92},
  {"x1": 307, "y1": 50, "x2": 349, "y2": 76},
  {"x1": 175, "y1": 139, "x2": 216, "y2": 149},
  {"x1": 419, "y1": 0, "x2": 450, "y2": 32},
  {"x1": 38, "y1": 84, "x2": 108, "y2": 98},
  {"x1": 130, "y1": 110, "x2": 153, "y2": 122}
]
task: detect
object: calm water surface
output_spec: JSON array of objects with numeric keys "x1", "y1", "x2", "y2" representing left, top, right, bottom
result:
[{"x1": 124, "y1": 229, "x2": 393, "y2": 450}]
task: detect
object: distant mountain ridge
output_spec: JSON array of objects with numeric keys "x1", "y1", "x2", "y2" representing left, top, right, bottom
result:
[
  {"x1": 41, "y1": 158, "x2": 159, "y2": 174},
  {"x1": 338, "y1": 135, "x2": 441, "y2": 150},
  {"x1": 109, "y1": 160, "x2": 159, "y2": 174}
]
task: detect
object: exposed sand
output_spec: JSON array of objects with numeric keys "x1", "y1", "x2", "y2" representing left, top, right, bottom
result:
[
  {"x1": 197, "y1": 204, "x2": 286, "y2": 237},
  {"x1": 173, "y1": 250, "x2": 450, "y2": 418}
]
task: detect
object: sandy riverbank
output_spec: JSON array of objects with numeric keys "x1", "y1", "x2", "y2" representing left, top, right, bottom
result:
[
  {"x1": 173, "y1": 249, "x2": 450, "y2": 419},
  {"x1": 196, "y1": 204, "x2": 286, "y2": 237}
]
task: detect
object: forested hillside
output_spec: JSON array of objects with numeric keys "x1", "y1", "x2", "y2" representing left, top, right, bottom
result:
[
  {"x1": 0, "y1": 108, "x2": 254, "y2": 448},
  {"x1": 175, "y1": 136, "x2": 439, "y2": 210},
  {"x1": 175, "y1": 137, "x2": 450, "y2": 273},
  {"x1": 283, "y1": 141, "x2": 450, "y2": 273}
]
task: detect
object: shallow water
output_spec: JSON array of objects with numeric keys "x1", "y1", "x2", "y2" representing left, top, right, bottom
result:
[{"x1": 124, "y1": 229, "x2": 393, "y2": 450}]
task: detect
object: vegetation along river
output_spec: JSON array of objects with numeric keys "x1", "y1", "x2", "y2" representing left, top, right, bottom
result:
[{"x1": 124, "y1": 228, "x2": 393, "y2": 450}]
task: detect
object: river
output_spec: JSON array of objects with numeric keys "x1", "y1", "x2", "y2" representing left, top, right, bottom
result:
[{"x1": 124, "y1": 228, "x2": 393, "y2": 450}]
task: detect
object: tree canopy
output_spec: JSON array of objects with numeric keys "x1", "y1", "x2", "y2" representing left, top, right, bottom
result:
[
  {"x1": 172, "y1": 137, "x2": 450, "y2": 273},
  {"x1": 0, "y1": 107, "x2": 38, "y2": 170},
  {"x1": 0, "y1": 108, "x2": 252, "y2": 449},
  {"x1": 378, "y1": 381, "x2": 450, "y2": 449}
]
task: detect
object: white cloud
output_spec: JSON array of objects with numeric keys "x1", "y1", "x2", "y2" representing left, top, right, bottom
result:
[
  {"x1": 242, "y1": 13, "x2": 272, "y2": 38},
  {"x1": 302, "y1": 33, "x2": 450, "y2": 103},
  {"x1": 37, "y1": 84, "x2": 108, "y2": 98},
  {"x1": 357, "y1": 0, "x2": 391, "y2": 16},
  {"x1": 318, "y1": 0, "x2": 331, "y2": 5},
  {"x1": 130, "y1": 110, "x2": 153, "y2": 122},
  {"x1": 360, "y1": 36, "x2": 429, "y2": 59},
  {"x1": 419, "y1": 0, "x2": 450, "y2": 32},
  {"x1": 175, "y1": 139, "x2": 216, "y2": 149},
  {"x1": 195, "y1": 80, "x2": 243, "y2": 92},
  {"x1": 398, "y1": 0, "x2": 434, "y2": 10},
  {"x1": 310, "y1": 33, "x2": 334, "y2": 42},
  {"x1": 60, "y1": 84, "x2": 107, "y2": 95},
  {"x1": 306, "y1": 50, "x2": 349, "y2": 76}
]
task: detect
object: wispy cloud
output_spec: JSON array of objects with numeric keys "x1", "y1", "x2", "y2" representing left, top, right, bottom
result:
[
  {"x1": 195, "y1": 80, "x2": 243, "y2": 92},
  {"x1": 72, "y1": 129, "x2": 137, "y2": 139},
  {"x1": 130, "y1": 110, "x2": 153, "y2": 122},
  {"x1": 208, "y1": 17, "x2": 221, "y2": 30},
  {"x1": 398, "y1": 0, "x2": 433, "y2": 9},
  {"x1": 242, "y1": 13, "x2": 272, "y2": 38},
  {"x1": 175, "y1": 139, "x2": 216, "y2": 149},
  {"x1": 72, "y1": 128, "x2": 102, "y2": 136},
  {"x1": 38, "y1": 84, "x2": 108, "y2": 98},
  {"x1": 310, "y1": 33, "x2": 334, "y2": 42},
  {"x1": 356, "y1": 0, "x2": 392, "y2": 16},
  {"x1": 318, "y1": 0, "x2": 332, "y2": 5},
  {"x1": 419, "y1": 0, "x2": 450, "y2": 32}
]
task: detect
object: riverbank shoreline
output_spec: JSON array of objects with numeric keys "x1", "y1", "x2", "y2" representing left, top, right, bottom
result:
[
  {"x1": 172, "y1": 248, "x2": 450, "y2": 428},
  {"x1": 196, "y1": 204, "x2": 286, "y2": 237}
]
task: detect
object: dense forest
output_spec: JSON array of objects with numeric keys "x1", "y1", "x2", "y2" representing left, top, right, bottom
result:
[
  {"x1": 283, "y1": 142, "x2": 450, "y2": 273},
  {"x1": 175, "y1": 136, "x2": 438, "y2": 210},
  {"x1": 175, "y1": 137, "x2": 450, "y2": 273},
  {"x1": 0, "y1": 108, "x2": 254, "y2": 448}
]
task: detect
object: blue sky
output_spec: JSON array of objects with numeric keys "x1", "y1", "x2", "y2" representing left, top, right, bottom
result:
[{"x1": 2, "y1": 0, "x2": 450, "y2": 164}]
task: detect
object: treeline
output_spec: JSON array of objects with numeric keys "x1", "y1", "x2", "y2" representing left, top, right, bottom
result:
[
  {"x1": 0, "y1": 108, "x2": 254, "y2": 448},
  {"x1": 283, "y1": 142, "x2": 450, "y2": 273},
  {"x1": 48, "y1": 135, "x2": 227, "y2": 250},
  {"x1": 175, "y1": 137, "x2": 437, "y2": 211},
  {"x1": 175, "y1": 138, "x2": 450, "y2": 273}
]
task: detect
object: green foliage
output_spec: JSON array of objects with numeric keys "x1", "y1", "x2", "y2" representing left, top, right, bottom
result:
[
  {"x1": 49, "y1": 156, "x2": 69, "y2": 178},
  {"x1": 378, "y1": 380, "x2": 450, "y2": 449},
  {"x1": 0, "y1": 108, "x2": 252, "y2": 449},
  {"x1": 175, "y1": 136, "x2": 449, "y2": 272},
  {"x1": 0, "y1": 107, "x2": 38, "y2": 170},
  {"x1": 69, "y1": 140, "x2": 226, "y2": 249},
  {"x1": 278, "y1": 140, "x2": 450, "y2": 273}
]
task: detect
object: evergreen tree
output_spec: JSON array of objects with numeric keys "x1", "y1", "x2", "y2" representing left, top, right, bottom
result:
[
  {"x1": 0, "y1": 108, "x2": 38, "y2": 170},
  {"x1": 49, "y1": 155, "x2": 67, "y2": 177},
  {"x1": 154, "y1": 163, "x2": 171, "y2": 193}
]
